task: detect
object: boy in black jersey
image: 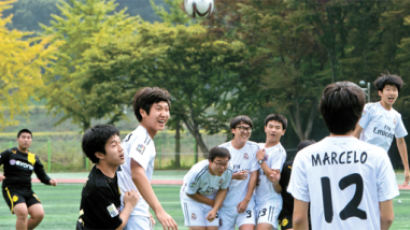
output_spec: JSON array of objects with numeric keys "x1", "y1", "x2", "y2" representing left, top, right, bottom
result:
[
  {"x1": 77, "y1": 124, "x2": 138, "y2": 230},
  {"x1": 278, "y1": 140, "x2": 315, "y2": 230},
  {"x1": 0, "y1": 128, "x2": 57, "y2": 230}
]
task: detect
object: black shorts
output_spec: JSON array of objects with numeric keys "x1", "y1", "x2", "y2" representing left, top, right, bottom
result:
[
  {"x1": 279, "y1": 214, "x2": 292, "y2": 230},
  {"x1": 2, "y1": 186, "x2": 41, "y2": 213}
]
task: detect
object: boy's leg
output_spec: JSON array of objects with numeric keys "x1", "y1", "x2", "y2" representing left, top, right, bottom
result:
[
  {"x1": 27, "y1": 203, "x2": 44, "y2": 230},
  {"x1": 125, "y1": 215, "x2": 152, "y2": 230},
  {"x1": 14, "y1": 203, "x2": 29, "y2": 230}
]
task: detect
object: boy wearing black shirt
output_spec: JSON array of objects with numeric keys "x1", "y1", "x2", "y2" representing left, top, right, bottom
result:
[
  {"x1": 77, "y1": 124, "x2": 138, "y2": 230},
  {"x1": 0, "y1": 128, "x2": 57, "y2": 230}
]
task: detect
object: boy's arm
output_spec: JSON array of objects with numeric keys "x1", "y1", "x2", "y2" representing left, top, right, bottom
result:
[
  {"x1": 187, "y1": 193, "x2": 214, "y2": 206},
  {"x1": 293, "y1": 199, "x2": 309, "y2": 230},
  {"x1": 396, "y1": 137, "x2": 410, "y2": 185},
  {"x1": 379, "y1": 200, "x2": 394, "y2": 230},
  {"x1": 353, "y1": 124, "x2": 363, "y2": 138},
  {"x1": 207, "y1": 189, "x2": 228, "y2": 221},
  {"x1": 34, "y1": 156, "x2": 56, "y2": 186},
  {"x1": 237, "y1": 170, "x2": 257, "y2": 213},
  {"x1": 131, "y1": 160, "x2": 178, "y2": 230}
]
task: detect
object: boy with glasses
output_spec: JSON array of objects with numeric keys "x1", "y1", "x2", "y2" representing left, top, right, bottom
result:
[
  {"x1": 218, "y1": 115, "x2": 259, "y2": 230},
  {"x1": 180, "y1": 146, "x2": 232, "y2": 230}
]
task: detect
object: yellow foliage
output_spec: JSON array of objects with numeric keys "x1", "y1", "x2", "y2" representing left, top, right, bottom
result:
[{"x1": 0, "y1": 1, "x2": 59, "y2": 127}]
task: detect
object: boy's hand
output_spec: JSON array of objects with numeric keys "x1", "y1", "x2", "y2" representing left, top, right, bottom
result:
[
  {"x1": 49, "y1": 179, "x2": 57, "y2": 186},
  {"x1": 124, "y1": 190, "x2": 139, "y2": 207}
]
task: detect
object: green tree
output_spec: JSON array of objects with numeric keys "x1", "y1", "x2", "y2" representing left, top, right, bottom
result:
[
  {"x1": 83, "y1": 20, "x2": 246, "y2": 158},
  {"x1": 42, "y1": 0, "x2": 139, "y2": 131},
  {"x1": 0, "y1": 0, "x2": 58, "y2": 127}
]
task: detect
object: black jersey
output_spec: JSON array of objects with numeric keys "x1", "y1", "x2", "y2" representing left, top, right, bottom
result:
[
  {"x1": 78, "y1": 166, "x2": 122, "y2": 230},
  {"x1": 0, "y1": 147, "x2": 51, "y2": 189},
  {"x1": 279, "y1": 160, "x2": 293, "y2": 217}
]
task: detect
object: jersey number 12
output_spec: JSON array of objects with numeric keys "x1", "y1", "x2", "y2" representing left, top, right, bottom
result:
[{"x1": 321, "y1": 173, "x2": 367, "y2": 223}]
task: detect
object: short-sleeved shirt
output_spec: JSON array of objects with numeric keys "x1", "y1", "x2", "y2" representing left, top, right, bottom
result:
[
  {"x1": 78, "y1": 166, "x2": 122, "y2": 229},
  {"x1": 359, "y1": 102, "x2": 407, "y2": 151},
  {"x1": 255, "y1": 143, "x2": 286, "y2": 205},
  {"x1": 288, "y1": 136, "x2": 399, "y2": 230},
  {"x1": 180, "y1": 160, "x2": 233, "y2": 201},
  {"x1": 219, "y1": 141, "x2": 259, "y2": 207},
  {"x1": 118, "y1": 125, "x2": 155, "y2": 217},
  {"x1": 0, "y1": 147, "x2": 51, "y2": 190}
]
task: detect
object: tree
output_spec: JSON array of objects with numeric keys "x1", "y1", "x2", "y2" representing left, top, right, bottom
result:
[
  {"x1": 82, "y1": 20, "x2": 246, "y2": 158},
  {"x1": 0, "y1": 0, "x2": 58, "y2": 127},
  {"x1": 41, "y1": 0, "x2": 139, "y2": 131}
]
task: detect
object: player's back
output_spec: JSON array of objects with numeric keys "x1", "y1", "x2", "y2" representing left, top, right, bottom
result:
[{"x1": 288, "y1": 136, "x2": 399, "y2": 230}]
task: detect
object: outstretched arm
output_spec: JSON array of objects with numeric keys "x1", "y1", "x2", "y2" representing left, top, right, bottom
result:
[
  {"x1": 237, "y1": 170, "x2": 257, "y2": 213},
  {"x1": 396, "y1": 137, "x2": 410, "y2": 185},
  {"x1": 131, "y1": 160, "x2": 178, "y2": 230},
  {"x1": 207, "y1": 189, "x2": 228, "y2": 222}
]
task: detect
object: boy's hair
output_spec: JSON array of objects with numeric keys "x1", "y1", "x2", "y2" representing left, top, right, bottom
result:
[
  {"x1": 264, "y1": 113, "x2": 288, "y2": 130},
  {"x1": 374, "y1": 73, "x2": 404, "y2": 92},
  {"x1": 320, "y1": 81, "x2": 365, "y2": 135},
  {"x1": 297, "y1": 140, "x2": 316, "y2": 151},
  {"x1": 82, "y1": 124, "x2": 120, "y2": 164},
  {"x1": 229, "y1": 115, "x2": 253, "y2": 129},
  {"x1": 17, "y1": 129, "x2": 32, "y2": 138},
  {"x1": 208, "y1": 146, "x2": 231, "y2": 162},
  {"x1": 133, "y1": 87, "x2": 171, "y2": 122}
]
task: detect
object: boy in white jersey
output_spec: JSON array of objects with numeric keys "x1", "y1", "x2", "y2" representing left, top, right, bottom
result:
[
  {"x1": 255, "y1": 114, "x2": 287, "y2": 230},
  {"x1": 180, "y1": 146, "x2": 233, "y2": 229},
  {"x1": 219, "y1": 115, "x2": 259, "y2": 230},
  {"x1": 117, "y1": 87, "x2": 178, "y2": 230},
  {"x1": 354, "y1": 74, "x2": 409, "y2": 185},
  {"x1": 288, "y1": 81, "x2": 399, "y2": 230}
]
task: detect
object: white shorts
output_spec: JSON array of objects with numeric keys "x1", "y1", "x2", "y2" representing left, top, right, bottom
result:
[
  {"x1": 124, "y1": 215, "x2": 152, "y2": 230},
  {"x1": 181, "y1": 199, "x2": 219, "y2": 227},
  {"x1": 218, "y1": 205, "x2": 256, "y2": 230},
  {"x1": 255, "y1": 200, "x2": 282, "y2": 229}
]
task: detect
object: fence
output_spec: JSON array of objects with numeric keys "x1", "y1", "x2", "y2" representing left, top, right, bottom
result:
[{"x1": 0, "y1": 131, "x2": 227, "y2": 172}]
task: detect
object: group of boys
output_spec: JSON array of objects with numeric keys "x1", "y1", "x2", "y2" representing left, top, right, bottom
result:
[{"x1": 0, "y1": 73, "x2": 407, "y2": 230}]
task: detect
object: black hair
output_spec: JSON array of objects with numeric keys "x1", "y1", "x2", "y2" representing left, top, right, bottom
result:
[
  {"x1": 229, "y1": 115, "x2": 253, "y2": 129},
  {"x1": 17, "y1": 129, "x2": 32, "y2": 138},
  {"x1": 297, "y1": 140, "x2": 316, "y2": 151},
  {"x1": 208, "y1": 146, "x2": 231, "y2": 162},
  {"x1": 374, "y1": 73, "x2": 403, "y2": 92},
  {"x1": 82, "y1": 124, "x2": 120, "y2": 164},
  {"x1": 133, "y1": 87, "x2": 171, "y2": 122},
  {"x1": 264, "y1": 113, "x2": 288, "y2": 130},
  {"x1": 320, "y1": 81, "x2": 365, "y2": 135}
]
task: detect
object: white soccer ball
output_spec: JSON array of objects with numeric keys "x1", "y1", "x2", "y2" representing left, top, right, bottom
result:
[{"x1": 184, "y1": 0, "x2": 214, "y2": 17}]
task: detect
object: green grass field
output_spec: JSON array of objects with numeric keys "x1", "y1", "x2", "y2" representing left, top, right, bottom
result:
[{"x1": 0, "y1": 183, "x2": 409, "y2": 230}]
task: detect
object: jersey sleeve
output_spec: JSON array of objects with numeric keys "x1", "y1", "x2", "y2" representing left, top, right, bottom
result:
[
  {"x1": 250, "y1": 145, "x2": 260, "y2": 172},
  {"x1": 395, "y1": 114, "x2": 408, "y2": 138},
  {"x1": 287, "y1": 153, "x2": 310, "y2": 202},
  {"x1": 358, "y1": 103, "x2": 371, "y2": 129},
  {"x1": 128, "y1": 135, "x2": 151, "y2": 170},
  {"x1": 82, "y1": 186, "x2": 123, "y2": 229},
  {"x1": 184, "y1": 171, "x2": 201, "y2": 195},
  {"x1": 34, "y1": 155, "x2": 51, "y2": 185},
  {"x1": 0, "y1": 149, "x2": 11, "y2": 166},
  {"x1": 270, "y1": 150, "x2": 286, "y2": 171},
  {"x1": 376, "y1": 150, "x2": 400, "y2": 201}
]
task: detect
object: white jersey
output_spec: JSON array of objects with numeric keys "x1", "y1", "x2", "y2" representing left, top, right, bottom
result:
[
  {"x1": 219, "y1": 141, "x2": 259, "y2": 207},
  {"x1": 180, "y1": 160, "x2": 233, "y2": 201},
  {"x1": 288, "y1": 136, "x2": 399, "y2": 230},
  {"x1": 255, "y1": 143, "x2": 286, "y2": 205},
  {"x1": 359, "y1": 102, "x2": 407, "y2": 151},
  {"x1": 118, "y1": 125, "x2": 155, "y2": 217}
]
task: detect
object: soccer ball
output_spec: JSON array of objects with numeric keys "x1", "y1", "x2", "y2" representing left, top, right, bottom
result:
[{"x1": 184, "y1": 0, "x2": 214, "y2": 17}]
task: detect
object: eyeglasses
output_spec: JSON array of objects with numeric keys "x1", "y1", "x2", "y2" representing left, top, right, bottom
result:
[{"x1": 236, "y1": 126, "x2": 252, "y2": 131}]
